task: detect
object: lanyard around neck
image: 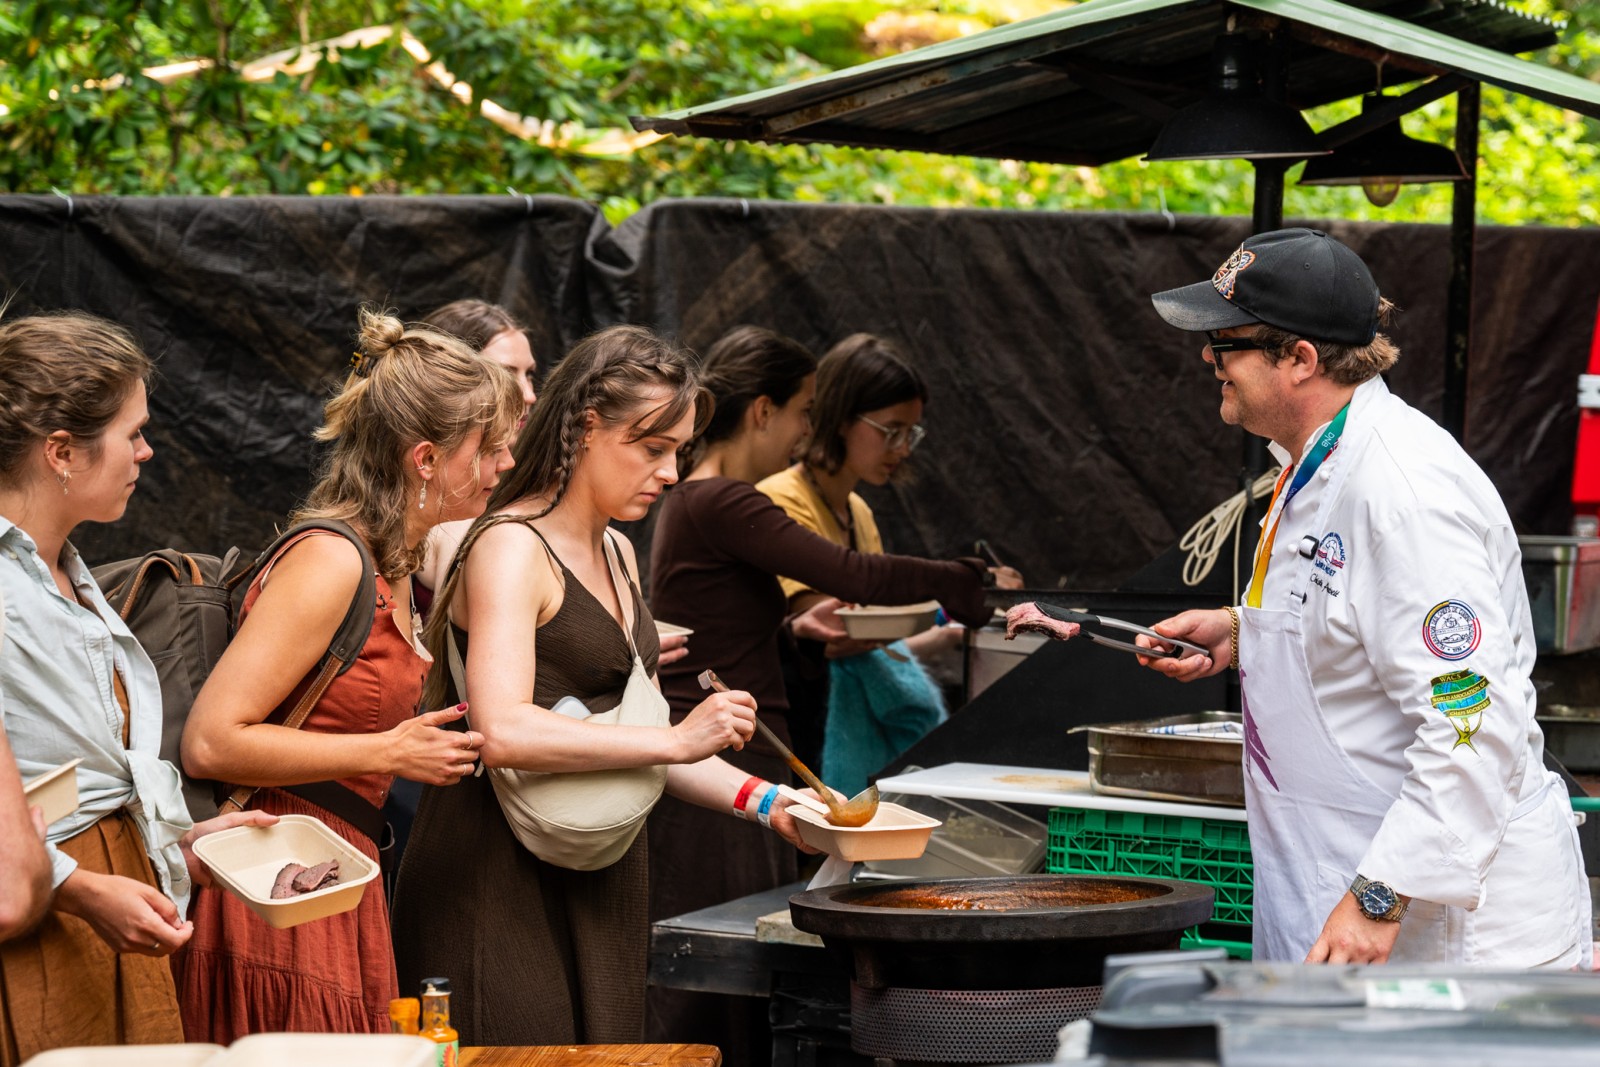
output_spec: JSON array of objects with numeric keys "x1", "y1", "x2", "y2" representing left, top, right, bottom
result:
[{"x1": 1244, "y1": 403, "x2": 1350, "y2": 609}]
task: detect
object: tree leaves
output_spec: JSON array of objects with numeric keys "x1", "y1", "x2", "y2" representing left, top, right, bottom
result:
[{"x1": 0, "y1": 0, "x2": 1594, "y2": 225}]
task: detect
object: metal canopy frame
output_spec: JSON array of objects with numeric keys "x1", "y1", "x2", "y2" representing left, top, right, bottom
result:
[{"x1": 633, "y1": 0, "x2": 1598, "y2": 451}]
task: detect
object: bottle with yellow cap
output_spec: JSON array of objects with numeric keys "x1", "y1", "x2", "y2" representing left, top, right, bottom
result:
[
  {"x1": 419, "y1": 977, "x2": 459, "y2": 1067},
  {"x1": 388, "y1": 997, "x2": 419, "y2": 1035}
]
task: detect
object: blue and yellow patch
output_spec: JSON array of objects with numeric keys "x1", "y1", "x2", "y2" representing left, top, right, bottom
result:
[{"x1": 1430, "y1": 669, "x2": 1490, "y2": 751}]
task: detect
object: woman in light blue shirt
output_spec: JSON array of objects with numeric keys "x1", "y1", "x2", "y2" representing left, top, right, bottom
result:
[{"x1": 0, "y1": 311, "x2": 273, "y2": 1060}]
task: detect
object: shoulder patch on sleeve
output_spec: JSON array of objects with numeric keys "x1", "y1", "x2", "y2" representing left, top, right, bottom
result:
[
  {"x1": 1422, "y1": 600, "x2": 1481, "y2": 661},
  {"x1": 1430, "y1": 669, "x2": 1490, "y2": 751}
]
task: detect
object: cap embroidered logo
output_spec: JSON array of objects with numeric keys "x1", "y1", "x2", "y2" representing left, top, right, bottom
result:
[{"x1": 1211, "y1": 247, "x2": 1257, "y2": 300}]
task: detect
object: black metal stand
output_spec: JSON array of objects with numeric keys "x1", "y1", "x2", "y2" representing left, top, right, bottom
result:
[{"x1": 1443, "y1": 82, "x2": 1480, "y2": 443}]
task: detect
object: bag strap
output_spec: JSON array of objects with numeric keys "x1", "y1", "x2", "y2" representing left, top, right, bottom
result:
[
  {"x1": 226, "y1": 519, "x2": 378, "y2": 673},
  {"x1": 218, "y1": 519, "x2": 379, "y2": 815},
  {"x1": 440, "y1": 513, "x2": 563, "y2": 707},
  {"x1": 102, "y1": 551, "x2": 208, "y2": 619},
  {"x1": 601, "y1": 530, "x2": 640, "y2": 660}
]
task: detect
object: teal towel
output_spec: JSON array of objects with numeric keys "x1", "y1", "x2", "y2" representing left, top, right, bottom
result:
[{"x1": 821, "y1": 642, "x2": 947, "y2": 798}]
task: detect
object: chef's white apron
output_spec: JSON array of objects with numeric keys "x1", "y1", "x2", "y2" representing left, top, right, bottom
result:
[{"x1": 1239, "y1": 426, "x2": 1590, "y2": 967}]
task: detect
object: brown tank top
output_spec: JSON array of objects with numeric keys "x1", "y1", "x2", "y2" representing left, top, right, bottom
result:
[{"x1": 452, "y1": 522, "x2": 660, "y2": 714}]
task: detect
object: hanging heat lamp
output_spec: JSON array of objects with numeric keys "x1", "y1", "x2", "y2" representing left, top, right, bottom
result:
[
  {"x1": 1145, "y1": 33, "x2": 1331, "y2": 162},
  {"x1": 1298, "y1": 93, "x2": 1469, "y2": 206}
]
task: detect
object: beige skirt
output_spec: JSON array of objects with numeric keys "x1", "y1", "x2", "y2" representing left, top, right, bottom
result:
[{"x1": 0, "y1": 810, "x2": 184, "y2": 1064}]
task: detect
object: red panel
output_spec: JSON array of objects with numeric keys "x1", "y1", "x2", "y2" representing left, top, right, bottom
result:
[{"x1": 1572, "y1": 297, "x2": 1600, "y2": 514}]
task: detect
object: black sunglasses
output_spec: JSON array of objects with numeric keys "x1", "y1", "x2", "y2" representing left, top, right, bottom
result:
[{"x1": 1204, "y1": 332, "x2": 1265, "y2": 357}]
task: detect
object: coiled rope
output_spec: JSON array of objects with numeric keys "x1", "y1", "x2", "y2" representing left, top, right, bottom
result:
[{"x1": 1179, "y1": 467, "x2": 1283, "y2": 602}]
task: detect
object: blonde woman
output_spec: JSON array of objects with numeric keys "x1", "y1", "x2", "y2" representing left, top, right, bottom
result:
[
  {"x1": 392, "y1": 325, "x2": 810, "y2": 1046},
  {"x1": 176, "y1": 309, "x2": 522, "y2": 1040},
  {"x1": 0, "y1": 312, "x2": 276, "y2": 1062}
]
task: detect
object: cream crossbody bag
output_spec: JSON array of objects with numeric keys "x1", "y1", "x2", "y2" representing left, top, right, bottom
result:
[{"x1": 446, "y1": 524, "x2": 669, "y2": 871}]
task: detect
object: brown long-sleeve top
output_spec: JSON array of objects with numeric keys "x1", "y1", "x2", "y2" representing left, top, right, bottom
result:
[{"x1": 648, "y1": 477, "x2": 988, "y2": 735}]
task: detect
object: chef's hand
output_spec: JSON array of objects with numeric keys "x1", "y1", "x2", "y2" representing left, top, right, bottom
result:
[
  {"x1": 1135, "y1": 609, "x2": 1228, "y2": 681},
  {"x1": 767, "y1": 792, "x2": 824, "y2": 854},
  {"x1": 1306, "y1": 891, "x2": 1404, "y2": 964},
  {"x1": 658, "y1": 632, "x2": 690, "y2": 668},
  {"x1": 180, "y1": 810, "x2": 280, "y2": 888},
  {"x1": 989, "y1": 566, "x2": 1025, "y2": 590},
  {"x1": 790, "y1": 597, "x2": 848, "y2": 643}
]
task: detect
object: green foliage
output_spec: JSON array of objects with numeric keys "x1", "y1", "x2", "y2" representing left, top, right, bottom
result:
[{"x1": 0, "y1": 0, "x2": 1595, "y2": 226}]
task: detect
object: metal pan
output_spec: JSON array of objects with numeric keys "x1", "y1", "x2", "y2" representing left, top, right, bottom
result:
[{"x1": 1080, "y1": 711, "x2": 1246, "y2": 807}]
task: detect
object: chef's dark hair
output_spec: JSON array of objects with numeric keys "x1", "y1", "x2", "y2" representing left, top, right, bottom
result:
[
  {"x1": 689, "y1": 325, "x2": 816, "y2": 468},
  {"x1": 805, "y1": 333, "x2": 928, "y2": 474}
]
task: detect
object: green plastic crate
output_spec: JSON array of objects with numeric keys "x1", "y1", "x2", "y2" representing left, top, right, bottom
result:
[
  {"x1": 1047, "y1": 808, "x2": 1254, "y2": 927},
  {"x1": 1181, "y1": 922, "x2": 1254, "y2": 960}
]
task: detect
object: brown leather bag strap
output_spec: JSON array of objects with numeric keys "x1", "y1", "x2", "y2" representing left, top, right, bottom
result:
[
  {"x1": 216, "y1": 522, "x2": 376, "y2": 815},
  {"x1": 218, "y1": 654, "x2": 348, "y2": 814}
]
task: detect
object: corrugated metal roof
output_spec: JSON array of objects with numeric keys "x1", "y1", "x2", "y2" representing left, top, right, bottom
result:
[{"x1": 632, "y1": 0, "x2": 1590, "y2": 166}]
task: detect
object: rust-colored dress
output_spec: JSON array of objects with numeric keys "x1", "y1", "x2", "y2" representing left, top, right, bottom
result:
[{"x1": 175, "y1": 532, "x2": 427, "y2": 1041}]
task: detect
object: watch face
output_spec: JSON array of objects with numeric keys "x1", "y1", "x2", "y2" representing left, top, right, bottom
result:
[{"x1": 1356, "y1": 880, "x2": 1397, "y2": 916}]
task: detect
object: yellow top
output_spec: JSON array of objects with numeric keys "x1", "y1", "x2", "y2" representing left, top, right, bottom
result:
[{"x1": 755, "y1": 464, "x2": 884, "y2": 601}]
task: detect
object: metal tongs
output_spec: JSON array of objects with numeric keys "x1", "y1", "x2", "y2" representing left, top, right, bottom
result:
[{"x1": 1034, "y1": 603, "x2": 1210, "y2": 660}]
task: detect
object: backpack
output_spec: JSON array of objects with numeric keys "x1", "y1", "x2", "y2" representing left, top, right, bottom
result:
[{"x1": 92, "y1": 520, "x2": 377, "y2": 822}]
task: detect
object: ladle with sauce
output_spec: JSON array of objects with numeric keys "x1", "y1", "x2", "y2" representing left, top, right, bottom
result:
[{"x1": 698, "y1": 669, "x2": 880, "y2": 827}]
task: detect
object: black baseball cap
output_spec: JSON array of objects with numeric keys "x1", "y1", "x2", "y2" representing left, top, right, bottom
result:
[{"x1": 1150, "y1": 228, "x2": 1380, "y2": 346}]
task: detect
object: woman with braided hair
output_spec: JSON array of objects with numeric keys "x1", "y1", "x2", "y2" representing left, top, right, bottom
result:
[{"x1": 390, "y1": 325, "x2": 812, "y2": 1046}]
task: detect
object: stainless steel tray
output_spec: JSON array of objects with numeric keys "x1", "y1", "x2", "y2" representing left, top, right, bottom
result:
[{"x1": 1082, "y1": 711, "x2": 1245, "y2": 807}]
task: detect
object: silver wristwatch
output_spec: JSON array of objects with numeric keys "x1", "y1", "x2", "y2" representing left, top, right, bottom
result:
[{"x1": 1349, "y1": 874, "x2": 1409, "y2": 922}]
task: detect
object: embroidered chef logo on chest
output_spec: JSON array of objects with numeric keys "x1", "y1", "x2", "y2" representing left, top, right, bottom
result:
[
  {"x1": 1211, "y1": 246, "x2": 1257, "y2": 300},
  {"x1": 1430, "y1": 669, "x2": 1490, "y2": 751},
  {"x1": 1422, "y1": 599, "x2": 1481, "y2": 661},
  {"x1": 1314, "y1": 532, "x2": 1346, "y2": 577}
]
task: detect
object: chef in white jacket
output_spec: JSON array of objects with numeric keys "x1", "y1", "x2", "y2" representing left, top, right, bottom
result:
[{"x1": 1138, "y1": 228, "x2": 1590, "y2": 968}]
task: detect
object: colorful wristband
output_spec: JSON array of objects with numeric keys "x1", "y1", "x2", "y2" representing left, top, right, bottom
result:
[
  {"x1": 934, "y1": 607, "x2": 949, "y2": 626},
  {"x1": 755, "y1": 784, "x2": 780, "y2": 829},
  {"x1": 733, "y1": 775, "x2": 765, "y2": 816}
]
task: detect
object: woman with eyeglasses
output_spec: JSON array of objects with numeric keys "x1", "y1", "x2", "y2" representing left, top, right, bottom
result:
[{"x1": 756, "y1": 333, "x2": 1022, "y2": 794}]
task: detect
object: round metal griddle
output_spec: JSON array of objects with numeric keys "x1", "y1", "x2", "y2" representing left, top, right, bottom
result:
[{"x1": 790, "y1": 874, "x2": 1215, "y2": 990}]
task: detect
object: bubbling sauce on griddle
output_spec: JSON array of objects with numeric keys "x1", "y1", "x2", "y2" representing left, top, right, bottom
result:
[{"x1": 851, "y1": 881, "x2": 1164, "y2": 911}]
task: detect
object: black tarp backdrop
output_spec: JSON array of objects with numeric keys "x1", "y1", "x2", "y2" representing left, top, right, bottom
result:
[
  {"x1": 0, "y1": 194, "x2": 1595, "y2": 584},
  {"x1": 0, "y1": 194, "x2": 601, "y2": 561}
]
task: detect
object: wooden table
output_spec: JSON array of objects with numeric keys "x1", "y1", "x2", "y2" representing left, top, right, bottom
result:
[{"x1": 460, "y1": 1046, "x2": 720, "y2": 1066}]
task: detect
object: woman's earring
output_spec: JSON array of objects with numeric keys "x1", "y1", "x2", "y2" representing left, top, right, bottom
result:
[
  {"x1": 418, "y1": 482, "x2": 427, "y2": 510},
  {"x1": 57, "y1": 471, "x2": 70, "y2": 495}
]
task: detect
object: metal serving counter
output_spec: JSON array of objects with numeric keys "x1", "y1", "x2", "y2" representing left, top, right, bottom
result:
[{"x1": 649, "y1": 883, "x2": 863, "y2": 1067}]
